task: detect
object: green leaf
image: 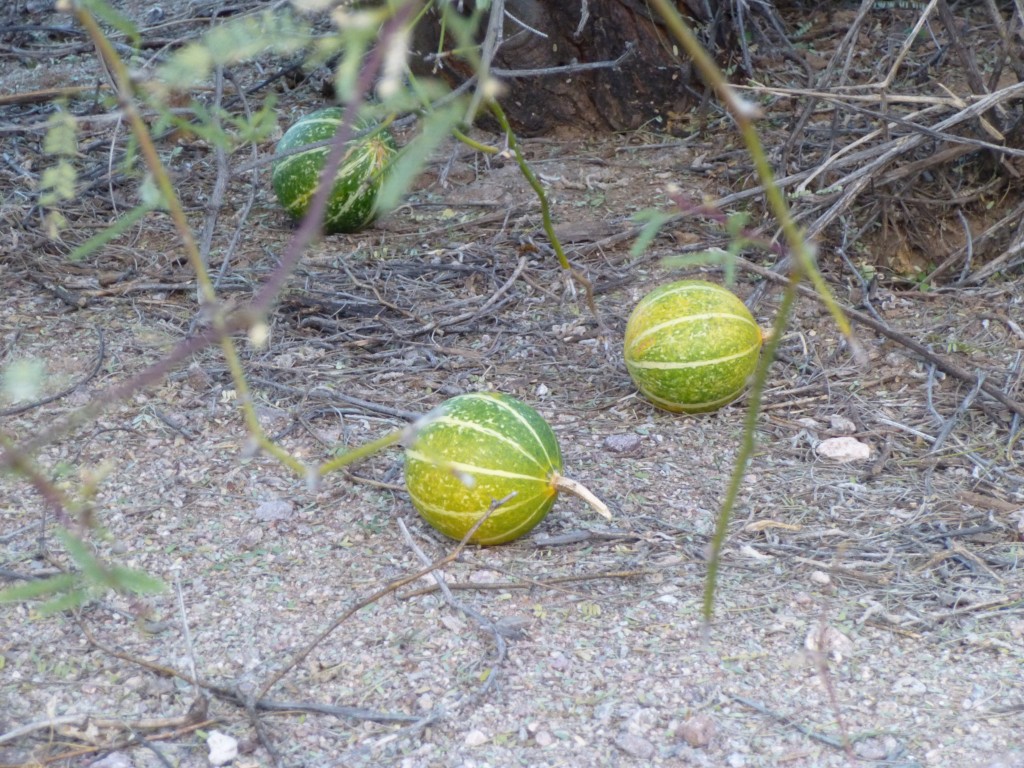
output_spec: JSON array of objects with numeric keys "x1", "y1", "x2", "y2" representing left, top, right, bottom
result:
[
  {"x1": 724, "y1": 211, "x2": 750, "y2": 238},
  {"x1": 158, "y1": 43, "x2": 214, "y2": 89},
  {"x1": 42, "y1": 110, "x2": 78, "y2": 156},
  {"x1": 108, "y1": 566, "x2": 165, "y2": 595},
  {"x1": 662, "y1": 248, "x2": 733, "y2": 270},
  {"x1": 226, "y1": 96, "x2": 279, "y2": 145},
  {"x1": 629, "y1": 209, "x2": 676, "y2": 257},
  {"x1": 138, "y1": 174, "x2": 165, "y2": 209},
  {"x1": 119, "y1": 134, "x2": 140, "y2": 175},
  {"x1": 69, "y1": 199, "x2": 156, "y2": 261},
  {"x1": 333, "y1": 36, "x2": 371, "y2": 103},
  {"x1": 158, "y1": 11, "x2": 312, "y2": 88},
  {"x1": 38, "y1": 162, "x2": 77, "y2": 205},
  {"x1": 376, "y1": 101, "x2": 464, "y2": 213},
  {"x1": 38, "y1": 590, "x2": 90, "y2": 616},
  {"x1": 57, "y1": 529, "x2": 109, "y2": 587},
  {"x1": 0, "y1": 573, "x2": 76, "y2": 603},
  {"x1": 2, "y1": 358, "x2": 46, "y2": 403},
  {"x1": 81, "y1": 0, "x2": 141, "y2": 48}
]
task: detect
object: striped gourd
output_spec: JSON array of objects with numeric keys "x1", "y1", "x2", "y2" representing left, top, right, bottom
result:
[
  {"x1": 271, "y1": 107, "x2": 397, "y2": 234},
  {"x1": 404, "y1": 392, "x2": 610, "y2": 546},
  {"x1": 624, "y1": 280, "x2": 763, "y2": 413}
]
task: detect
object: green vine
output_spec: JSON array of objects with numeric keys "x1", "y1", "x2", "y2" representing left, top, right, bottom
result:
[{"x1": 648, "y1": 0, "x2": 856, "y2": 620}]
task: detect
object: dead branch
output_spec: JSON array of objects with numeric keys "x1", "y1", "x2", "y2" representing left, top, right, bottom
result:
[
  {"x1": 255, "y1": 492, "x2": 517, "y2": 699},
  {"x1": 397, "y1": 568, "x2": 650, "y2": 599},
  {"x1": 735, "y1": 257, "x2": 1024, "y2": 422}
]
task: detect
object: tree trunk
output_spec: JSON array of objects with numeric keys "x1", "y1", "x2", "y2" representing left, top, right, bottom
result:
[{"x1": 410, "y1": 0, "x2": 716, "y2": 135}]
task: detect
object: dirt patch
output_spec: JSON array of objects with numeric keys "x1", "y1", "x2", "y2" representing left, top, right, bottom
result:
[{"x1": 2, "y1": 2, "x2": 1024, "y2": 768}]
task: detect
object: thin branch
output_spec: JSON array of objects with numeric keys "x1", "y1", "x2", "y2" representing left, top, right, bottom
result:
[
  {"x1": 397, "y1": 519, "x2": 507, "y2": 699},
  {"x1": 491, "y1": 42, "x2": 635, "y2": 78},
  {"x1": 255, "y1": 493, "x2": 516, "y2": 699},
  {"x1": 726, "y1": 693, "x2": 851, "y2": 750},
  {"x1": 74, "y1": 619, "x2": 424, "y2": 725},
  {"x1": 398, "y1": 568, "x2": 649, "y2": 599}
]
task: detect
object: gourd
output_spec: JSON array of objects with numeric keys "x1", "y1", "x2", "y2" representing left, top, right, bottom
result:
[
  {"x1": 404, "y1": 392, "x2": 610, "y2": 545},
  {"x1": 623, "y1": 280, "x2": 763, "y2": 413},
  {"x1": 271, "y1": 107, "x2": 396, "y2": 234}
]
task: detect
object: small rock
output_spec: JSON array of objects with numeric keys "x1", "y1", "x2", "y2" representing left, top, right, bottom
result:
[
  {"x1": 893, "y1": 675, "x2": 927, "y2": 696},
  {"x1": 464, "y1": 729, "x2": 488, "y2": 747},
  {"x1": 251, "y1": 499, "x2": 294, "y2": 522},
  {"x1": 624, "y1": 706, "x2": 658, "y2": 733},
  {"x1": 614, "y1": 731, "x2": 655, "y2": 759},
  {"x1": 239, "y1": 526, "x2": 264, "y2": 551},
  {"x1": 739, "y1": 544, "x2": 773, "y2": 560},
  {"x1": 1009, "y1": 620, "x2": 1024, "y2": 640},
  {"x1": 809, "y1": 570, "x2": 831, "y2": 586},
  {"x1": 804, "y1": 625, "x2": 854, "y2": 662},
  {"x1": 186, "y1": 362, "x2": 213, "y2": 391},
  {"x1": 548, "y1": 651, "x2": 570, "y2": 671},
  {"x1": 853, "y1": 737, "x2": 889, "y2": 760},
  {"x1": 439, "y1": 614, "x2": 465, "y2": 634},
  {"x1": 494, "y1": 615, "x2": 532, "y2": 640},
  {"x1": 123, "y1": 675, "x2": 146, "y2": 691},
  {"x1": 207, "y1": 730, "x2": 238, "y2": 766},
  {"x1": 534, "y1": 730, "x2": 554, "y2": 747},
  {"x1": 829, "y1": 415, "x2": 857, "y2": 434},
  {"x1": 816, "y1": 436, "x2": 871, "y2": 462},
  {"x1": 603, "y1": 433, "x2": 643, "y2": 453},
  {"x1": 727, "y1": 753, "x2": 747, "y2": 768},
  {"x1": 678, "y1": 713, "x2": 716, "y2": 747}
]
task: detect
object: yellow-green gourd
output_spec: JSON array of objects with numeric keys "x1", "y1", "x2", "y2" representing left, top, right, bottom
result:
[
  {"x1": 404, "y1": 392, "x2": 610, "y2": 545},
  {"x1": 271, "y1": 107, "x2": 396, "y2": 234},
  {"x1": 624, "y1": 280, "x2": 763, "y2": 413}
]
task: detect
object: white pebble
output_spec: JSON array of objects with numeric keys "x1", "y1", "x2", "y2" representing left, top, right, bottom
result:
[
  {"x1": 207, "y1": 730, "x2": 238, "y2": 766},
  {"x1": 464, "y1": 729, "x2": 488, "y2": 747}
]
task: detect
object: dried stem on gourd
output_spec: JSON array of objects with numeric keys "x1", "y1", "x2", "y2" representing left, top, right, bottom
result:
[{"x1": 552, "y1": 474, "x2": 612, "y2": 520}]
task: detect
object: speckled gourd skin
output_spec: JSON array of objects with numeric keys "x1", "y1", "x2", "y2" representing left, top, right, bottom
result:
[
  {"x1": 623, "y1": 280, "x2": 763, "y2": 413},
  {"x1": 404, "y1": 392, "x2": 564, "y2": 546},
  {"x1": 271, "y1": 107, "x2": 397, "y2": 234}
]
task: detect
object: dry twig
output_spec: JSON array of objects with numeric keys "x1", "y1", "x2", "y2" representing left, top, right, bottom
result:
[
  {"x1": 736, "y1": 257, "x2": 1024, "y2": 422},
  {"x1": 255, "y1": 492, "x2": 516, "y2": 699}
]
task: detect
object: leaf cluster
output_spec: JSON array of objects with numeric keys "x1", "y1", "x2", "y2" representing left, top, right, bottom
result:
[{"x1": 0, "y1": 529, "x2": 163, "y2": 616}]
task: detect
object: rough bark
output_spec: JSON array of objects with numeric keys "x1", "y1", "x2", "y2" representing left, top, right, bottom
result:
[{"x1": 410, "y1": 1, "x2": 713, "y2": 135}]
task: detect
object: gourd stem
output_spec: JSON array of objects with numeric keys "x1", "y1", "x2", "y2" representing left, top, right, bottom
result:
[{"x1": 552, "y1": 474, "x2": 612, "y2": 520}]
